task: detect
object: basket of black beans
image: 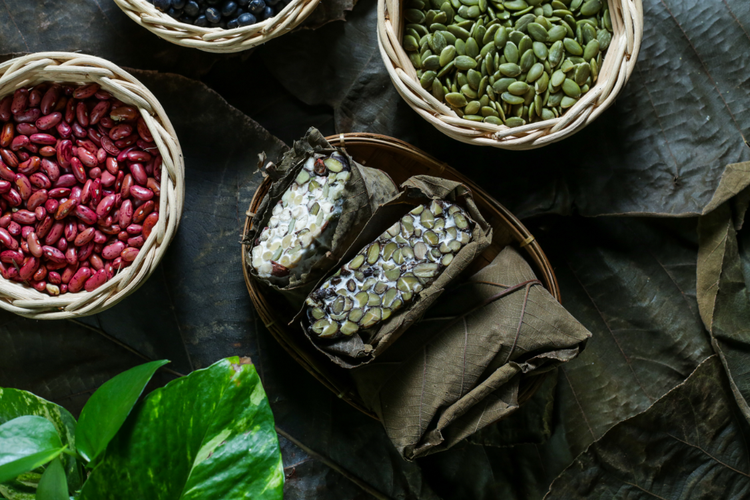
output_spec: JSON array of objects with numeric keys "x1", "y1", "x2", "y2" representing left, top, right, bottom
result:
[{"x1": 114, "y1": 0, "x2": 321, "y2": 52}]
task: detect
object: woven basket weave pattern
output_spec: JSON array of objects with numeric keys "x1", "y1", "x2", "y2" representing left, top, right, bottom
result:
[
  {"x1": 0, "y1": 52, "x2": 185, "y2": 319},
  {"x1": 114, "y1": 0, "x2": 321, "y2": 53},
  {"x1": 377, "y1": 0, "x2": 643, "y2": 149}
]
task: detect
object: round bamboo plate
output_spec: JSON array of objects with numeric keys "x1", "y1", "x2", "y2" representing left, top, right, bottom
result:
[
  {"x1": 0, "y1": 53, "x2": 184, "y2": 319},
  {"x1": 377, "y1": 0, "x2": 643, "y2": 149},
  {"x1": 242, "y1": 132, "x2": 559, "y2": 418},
  {"x1": 114, "y1": 0, "x2": 320, "y2": 53}
]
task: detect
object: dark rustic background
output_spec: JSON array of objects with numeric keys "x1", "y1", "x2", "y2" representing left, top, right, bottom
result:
[{"x1": 1, "y1": 0, "x2": 750, "y2": 498}]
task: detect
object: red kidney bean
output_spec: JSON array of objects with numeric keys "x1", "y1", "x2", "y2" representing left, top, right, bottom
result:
[
  {"x1": 54, "y1": 198, "x2": 77, "y2": 221},
  {"x1": 27, "y1": 190, "x2": 47, "y2": 211},
  {"x1": 101, "y1": 136, "x2": 119, "y2": 157},
  {"x1": 33, "y1": 264, "x2": 47, "y2": 282},
  {"x1": 0, "y1": 181, "x2": 10, "y2": 194},
  {"x1": 0, "y1": 123, "x2": 13, "y2": 148},
  {"x1": 40, "y1": 159, "x2": 59, "y2": 183},
  {"x1": 100, "y1": 116, "x2": 114, "y2": 129},
  {"x1": 0, "y1": 163, "x2": 15, "y2": 183},
  {"x1": 120, "y1": 173, "x2": 133, "y2": 199},
  {"x1": 136, "y1": 118, "x2": 153, "y2": 142},
  {"x1": 70, "y1": 157, "x2": 87, "y2": 184},
  {"x1": 30, "y1": 280, "x2": 46, "y2": 292},
  {"x1": 0, "y1": 149, "x2": 18, "y2": 168},
  {"x1": 96, "y1": 194, "x2": 115, "y2": 219},
  {"x1": 110, "y1": 106, "x2": 138, "y2": 122},
  {"x1": 42, "y1": 245, "x2": 66, "y2": 263},
  {"x1": 115, "y1": 171, "x2": 124, "y2": 193},
  {"x1": 132, "y1": 200, "x2": 154, "y2": 224},
  {"x1": 90, "y1": 178, "x2": 102, "y2": 207},
  {"x1": 99, "y1": 224, "x2": 120, "y2": 236},
  {"x1": 94, "y1": 90, "x2": 110, "y2": 100},
  {"x1": 48, "y1": 188, "x2": 71, "y2": 199},
  {"x1": 93, "y1": 229, "x2": 107, "y2": 244},
  {"x1": 19, "y1": 256, "x2": 38, "y2": 280},
  {"x1": 117, "y1": 147, "x2": 135, "y2": 162},
  {"x1": 127, "y1": 150, "x2": 152, "y2": 163},
  {"x1": 11, "y1": 89, "x2": 28, "y2": 115},
  {"x1": 57, "y1": 237, "x2": 68, "y2": 253},
  {"x1": 35, "y1": 112, "x2": 62, "y2": 131},
  {"x1": 102, "y1": 241, "x2": 125, "y2": 260},
  {"x1": 126, "y1": 223, "x2": 142, "y2": 235},
  {"x1": 89, "y1": 167, "x2": 102, "y2": 179},
  {"x1": 89, "y1": 253, "x2": 104, "y2": 270},
  {"x1": 12, "y1": 210, "x2": 36, "y2": 225},
  {"x1": 0, "y1": 96, "x2": 12, "y2": 122},
  {"x1": 80, "y1": 179, "x2": 93, "y2": 204},
  {"x1": 77, "y1": 147, "x2": 97, "y2": 168},
  {"x1": 77, "y1": 139, "x2": 97, "y2": 154},
  {"x1": 10, "y1": 135, "x2": 29, "y2": 152},
  {"x1": 96, "y1": 148, "x2": 107, "y2": 164},
  {"x1": 71, "y1": 122, "x2": 87, "y2": 139},
  {"x1": 44, "y1": 199, "x2": 58, "y2": 215},
  {"x1": 59, "y1": 283, "x2": 67, "y2": 293},
  {"x1": 27, "y1": 232, "x2": 42, "y2": 257},
  {"x1": 64, "y1": 221, "x2": 77, "y2": 242},
  {"x1": 53, "y1": 174, "x2": 76, "y2": 188},
  {"x1": 64, "y1": 98, "x2": 76, "y2": 124},
  {"x1": 0, "y1": 215, "x2": 9, "y2": 228},
  {"x1": 8, "y1": 221, "x2": 21, "y2": 236},
  {"x1": 29, "y1": 173, "x2": 51, "y2": 190},
  {"x1": 56, "y1": 139, "x2": 72, "y2": 168},
  {"x1": 56, "y1": 120, "x2": 71, "y2": 138},
  {"x1": 2, "y1": 189, "x2": 22, "y2": 207},
  {"x1": 1, "y1": 250, "x2": 23, "y2": 266},
  {"x1": 100, "y1": 170, "x2": 115, "y2": 187},
  {"x1": 15, "y1": 108, "x2": 40, "y2": 123},
  {"x1": 77, "y1": 241, "x2": 94, "y2": 262},
  {"x1": 46, "y1": 259, "x2": 67, "y2": 272},
  {"x1": 39, "y1": 146, "x2": 55, "y2": 157},
  {"x1": 29, "y1": 88, "x2": 42, "y2": 108},
  {"x1": 115, "y1": 134, "x2": 137, "y2": 149},
  {"x1": 129, "y1": 163, "x2": 148, "y2": 186},
  {"x1": 74, "y1": 227, "x2": 95, "y2": 247},
  {"x1": 36, "y1": 216, "x2": 53, "y2": 239},
  {"x1": 48, "y1": 271, "x2": 61, "y2": 285},
  {"x1": 30, "y1": 133, "x2": 56, "y2": 145},
  {"x1": 73, "y1": 83, "x2": 99, "y2": 100},
  {"x1": 16, "y1": 123, "x2": 38, "y2": 136},
  {"x1": 84, "y1": 268, "x2": 107, "y2": 292},
  {"x1": 109, "y1": 124, "x2": 133, "y2": 141},
  {"x1": 0, "y1": 228, "x2": 18, "y2": 250},
  {"x1": 89, "y1": 100, "x2": 110, "y2": 125},
  {"x1": 68, "y1": 267, "x2": 91, "y2": 292},
  {"x1": 127, "y1": 236, "x2": 144, "y2": 248},
  {"x1": 118, "y1": 199, "x2": 133, "y2": 228},
  {"x1": 18, "y1": 157, "x2": 40, "y2": 175},
  {"x1": 130, "y1": 185, "x2": 154, "y2": 202},
  {"x1": 117, "y1": 231, "x2": 128, "y2": 242},
  {"x1": 35, "y1": 207, "x2": 46, "y2": 221},
  {"x1": 40, "y1": 86, "x2": 59, "y2": 115},
  {"x1": 74, "y1": 205, "x2": 97, "y2": 225},
  {"x1": 14, "y1": 174, "x2": 32, "y2": 200},
  {"x1": 21, "y1": 226, "x2": 33, "y2": 239},
  {"x1": 44, "y1": 221, "x2": 64, "y2": 246}
]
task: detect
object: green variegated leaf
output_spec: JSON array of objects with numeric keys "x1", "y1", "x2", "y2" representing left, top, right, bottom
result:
[
  {"x1": 80, "y1": 358, "x2": 283, "y2": 500},
  {"x1": 0, "y1": 416, "x2": 64, "y2": 484}
]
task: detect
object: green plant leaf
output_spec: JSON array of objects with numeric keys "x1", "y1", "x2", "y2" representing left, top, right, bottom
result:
[
  {"x1": 545, "y1": 357, "x2": 750, "y2": 498},
  {"x1": 75, "y1": 359, "x2": 169, "y2": 465},
  {"x1": 79, "y1": 357, "x2": 283, "y2": 500},
  {"x1": 35, "y1": 459, "x2": 67, "y2": 500},
  {"x1": 0, "y1": 389, "x2": 81, "y2": 491},
  {"x1": 0, "y1": 416, "x2": 64, "y2": 484}
]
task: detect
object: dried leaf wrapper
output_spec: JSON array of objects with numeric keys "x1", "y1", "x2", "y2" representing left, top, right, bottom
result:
[
  {"x1": 301, "y1": 175, "x2": 493, "y2": 368},
  {"x1": 244, "y1": 128, "x2": 398, "y2": 307},
  {"x1": 352, "y1": 247, "x2": 592, "y2": 460}
]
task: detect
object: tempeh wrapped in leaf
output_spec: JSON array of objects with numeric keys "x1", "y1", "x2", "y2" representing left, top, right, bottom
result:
[
  {"x1": 245, "y1": 128, "x2": 399, "y2": 307},
  {"x1": 300, "y1": 175, "x2": 493, "y2": 368},
  {"x1": 305, "y1": 200, "x2": 473, "y2": 339}
]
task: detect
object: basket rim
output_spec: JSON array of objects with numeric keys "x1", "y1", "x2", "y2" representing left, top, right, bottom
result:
[
  {"x1": 113, "y1": 0, "x2": 322, "y2": 53},
  {"x1": 377, "y1": 0, "x2": 644, "y2": 149},
  {"x1": 0, "y1": 52, "x2": 185, "y2": 319},
  {"x1": 241, "y1": 132, "x2": 560, "y2": 419}
]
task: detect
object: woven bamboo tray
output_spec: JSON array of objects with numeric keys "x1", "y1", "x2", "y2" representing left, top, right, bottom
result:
[
  {"x1": 0, "y1": 52, "x2": 184, "y2": 319},
  {"x1": 242, "y1": 132, "x2": 558, "y2": 418},
  {"x1": 378, "y1": 0, "x2": 643, "y2": 149},
  {"x1": 114, "y1": 0, "x2": 321, "y2": 53}
]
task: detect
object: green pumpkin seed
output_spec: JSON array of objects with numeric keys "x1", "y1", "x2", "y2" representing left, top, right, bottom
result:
[
  {"x1": 493, "y1": 77, "x2": 516, "y2": 93},
  {"x1": 541, "y1": 108, "x2": 556, "y2": 120},
  {"x1": 455, "y1": 55, "x2": 478, "y2": 70},
  {"x1": 597, "y1": 29, "x2": 611, "y2": 50},
  {"x1": 583, "y1": 39, "x2": 600, "y2": 61},
  {"x1": 547, "y1": 91, "x2": 564, "y2": 106},
  {"x1": 441, "y1": 2, "x2": 455, "y2": 20},
  {"x1": 461, "y1": 84, "x2": 478, "y2": 98},
  {"x1": 405, "y1": 8, "x2": 426, "y2": 23},
  {"x1": 547, "y1": 25, "x2": 567, "y2": 42},
  {"x1": 466, "y1": 37, "x2": 480, "y2": 57},
  {"x1": 509, "y1": 29, "x2": 524, "y2": 45},
  {"x1": 570, "y1": 0, "x2": 582, "y2": 10},
  {"x1": 563, "y1": 37, "x2": 583, "y2": 55},
  {"x1": 527, "y1": 22, "x2": 549, "y2": 41},
  {"x1": 603, "y1": 8, "x2": 612, "y2": 31},
  {"x1": 527, "y1": 62, "x2": 545, "y2": 82},
  {"x1": 515, "y1": 13, "x2": 536, "y2": 32},
  {"x1": 535, "y1": 71, "x2": 549, "y2": 93},
  {"x1": 550, "y1": 69, "x2": 566, "y2": 87},
  {"x1": 508, "y1": 81, "x2": 530, "y2": 95},
  {"x1": 409, "y1": 52, "x2": 422, "y2": 69},
  {"x1": 448, "y1": 24, "x2": 471, "y2": 40},
  {"x1": 504, "y1": 0, "x2": 528, "y2": 10},
  {"x1": 504, "y1": 41, "x2": 519, "y2": 63},
  {"x1": 518, "y1": 34, "x2": 533, "y2": 54},
  {"x1": 548, "y1": 40, "x2": 564, "y2": 66},
  {"x1": 560, "y1": 95, "x2": 578, "y2": 108},
  {"x1": 532, "y1": 41, "x2": 548, "y2": 60},
  {"x1": 494, "y1": 26, "x2": 509, "y2": 48},
  {"x1": 437, "y1": 60, "x2": 455, "y2": 77},
  {"x1": 481, "y1": 105, "x2": 499, "y2": 117},
  {"x1": 404, "y1": 35, "x2": 419, "y2": 52},
  {"x1": 422, "y1": 54, "x2": 440, "y2": 70},
  {"x1": 580, "y1": 0, "x2": 601, "y2": 16},
  {"x1": 455, "y1": 38, "x2": 466, "y2": 55},
  {"x1": 439, "y1": 45, "x2": 457, "y2": 66},
  {"x1": 484, "y1": 115, "x2": 503, "y2": 125},
  {"x1": 432, "y1": 30, "x2": 448, "y2": 52},
  {"x1": 465, "y1": 100, "x2": 481, "y2": 114},
  {"x1": 590, "y1": 58, "x2": 599, "y2": 82},
  {"x1": 501, "y1": 92, "x2": 525, "y2": 105},
  {"x1": 498, "y1": 62, "x2": 522, "y2": 77},
  {"x1": 505, "y1": 117, "x2": 525, "y2": 127},
  {"x1": 445, "y1": 92, "x2": 468, "y2": 107},
  {"x1": 483, "y1": 24, "x2": 500, "y2": 45},
  {"x1": 562, "y1": 78, "x2": 581, "y2": 98},
  {"x1": 519, "y1": 48, "x2": 536, "y2": 71},
  {"x1": 581, "y1": 22, "x2": 596, "y2": 44},
  {"x1": 574, "y1": 62, "x2": 590, "y2": 86},
  {"x1": 420, "y1": 70, "x2": 437, "y2": 89}
]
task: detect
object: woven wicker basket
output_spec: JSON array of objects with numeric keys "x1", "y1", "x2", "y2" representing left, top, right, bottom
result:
[
  {"x1": 114, "y1": 0, "x2": 321, "y2": 53},
  {"x1": 378, "y1": 0, "x2": 643, "y2": 149},
  {"x1": 242, "y1": 132, "x2": 558, "y2": 417},
  {"x1": 0, "y1": 52, "x2": 184, "y2": 319}
]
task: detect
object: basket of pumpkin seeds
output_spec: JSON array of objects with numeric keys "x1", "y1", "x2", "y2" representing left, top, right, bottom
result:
[{"x1": 377, "y1": 0, "x2": 643, "y2": 149}]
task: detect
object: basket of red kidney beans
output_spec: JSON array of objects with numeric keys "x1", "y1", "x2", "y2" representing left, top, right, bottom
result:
[{"x1": 0, "y1": 53, "x2": 185, "y2": 319}]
